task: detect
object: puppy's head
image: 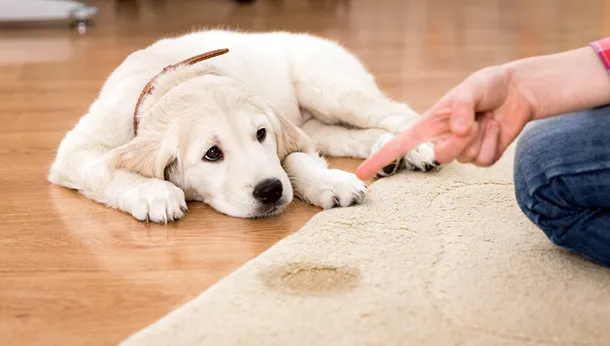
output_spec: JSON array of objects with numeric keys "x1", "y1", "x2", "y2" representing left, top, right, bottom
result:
[{"x1": 109, "y1": 67, "x2": 313, "y2": 218}]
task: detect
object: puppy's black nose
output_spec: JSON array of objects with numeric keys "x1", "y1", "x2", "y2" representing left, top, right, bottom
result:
[{"x1": 253, "y1": 178, "x2": 283, "y2": 204}]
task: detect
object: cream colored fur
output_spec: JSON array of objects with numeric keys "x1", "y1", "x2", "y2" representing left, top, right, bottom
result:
[{"x1": 48, "y1": 29, "x2": 437, "y2": 222}]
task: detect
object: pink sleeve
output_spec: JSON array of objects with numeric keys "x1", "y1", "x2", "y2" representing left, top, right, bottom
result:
[{"x1": 590, "y1": 37, "x2": 610, "y2": 72}]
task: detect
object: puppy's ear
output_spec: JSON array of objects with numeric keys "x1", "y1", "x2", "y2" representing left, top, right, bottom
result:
[
  {"x1": 267, "y1": 109, "x2": 316, "y2": 160},
  {"x1": 109, "y1": 135, "x2": 178, "y2": 180}
]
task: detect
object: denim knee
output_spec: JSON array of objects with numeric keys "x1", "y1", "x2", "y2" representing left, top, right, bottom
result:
[
  {"x1": 513, "y1": 130, "x2": 570, "y2": 247},
  {"x1": 513, "y1": 114, "x2": 610, "y2": 266},
  {"x1": 514, "y1": 119, "x2": 592, "y2": 248},
  {"x1": 514, "y1": 163, "x2": 581, "y2": 249}
]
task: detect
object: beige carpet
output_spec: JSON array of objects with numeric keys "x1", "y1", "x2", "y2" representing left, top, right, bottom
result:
[{"x1": 119, "y1": 145, "x2": 610, "y2": 346}]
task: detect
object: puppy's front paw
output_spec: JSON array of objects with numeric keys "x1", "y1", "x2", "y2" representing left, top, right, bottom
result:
[
  {"x1": 404, "y1": 142, "x2": 440, "y2": 172},
  {"x1": 371, "y1": 133, "x2": 404, "y2": 179},
  {"x1": 301, "y1": 169, "x2": 368, "y2": 209},
  {"x1": 370, "y1": 134, "x2": 440, "y2": 178},
  {"x1": 119, "y1": 180, "x2": 188, "y2": 223}
]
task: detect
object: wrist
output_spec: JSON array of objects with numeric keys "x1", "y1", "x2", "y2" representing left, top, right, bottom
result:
[
  {"x1": 504, "y1": 45, "x2": 610, "y2": 120},
  {"x1": 500, "y1": 62, "x2": 538, "y2": 122}
]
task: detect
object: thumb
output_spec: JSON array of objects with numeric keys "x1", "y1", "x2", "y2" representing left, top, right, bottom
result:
[
  {"x1": 439, "y1": 83, "x2": 478, "y2": 136},
  {"x1": 435, "y1": 72, "x2": 489, "y2": 136},
  {"x1": 449, "y1": 100, "x2": 476, "y2": 136}
]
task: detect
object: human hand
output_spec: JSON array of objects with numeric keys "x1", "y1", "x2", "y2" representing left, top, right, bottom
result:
[{"x1": 356, "y1": 65, "x2": 536, "y2": 180}]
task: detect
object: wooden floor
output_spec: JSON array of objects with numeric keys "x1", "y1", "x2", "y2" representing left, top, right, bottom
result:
[{"x1": 0, "y1": 0, "x2": 608, "y2": 345}]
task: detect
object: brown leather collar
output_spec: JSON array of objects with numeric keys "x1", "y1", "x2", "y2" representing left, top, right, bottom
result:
[{"x1": 132, "y1": 48, "x2": 230, "y2": 136}]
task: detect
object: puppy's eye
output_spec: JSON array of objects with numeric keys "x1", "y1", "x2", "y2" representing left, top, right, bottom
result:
[
  {"x1": 203, "y1": 146, "x2": 223, "y2": 162},
  {"x1": 256, "y1": 128, "x2": 266, "y2": 142}
]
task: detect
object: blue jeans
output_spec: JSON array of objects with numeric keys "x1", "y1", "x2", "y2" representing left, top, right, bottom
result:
[{"x1": 514, "y1": 105, "x2": 610, "y2": 268}]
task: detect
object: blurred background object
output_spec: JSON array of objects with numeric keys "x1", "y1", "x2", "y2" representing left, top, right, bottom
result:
[
  {"x1": 0, "y1": 0, "x2": 98, "y2": 30},
  {"x1": 0, "y1": 0, "x2": 262, "y2": 32}
]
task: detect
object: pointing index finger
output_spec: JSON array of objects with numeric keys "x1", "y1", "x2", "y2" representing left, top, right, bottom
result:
[{"x1": 355, "y1": 110, "x2": 452, "y2": 180}]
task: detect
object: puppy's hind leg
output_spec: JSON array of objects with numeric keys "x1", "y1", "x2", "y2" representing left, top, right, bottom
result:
[
  {"x1": 300, "y1": 118, "x2": 404, "y2": 179},
  {"x1": 288, "y1": 37, "x2": 439, "y2": 173},
  {"x1": 300, "y1": 118, "x2": 388, "y2": 159},
  {"x1": 289, "y1": 36, "x2": 418, "y2": 132}
]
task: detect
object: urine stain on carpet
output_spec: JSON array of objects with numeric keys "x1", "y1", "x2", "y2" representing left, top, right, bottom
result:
[{"x1": 259, "y1": 263, "x2": 360, "y2": 295}]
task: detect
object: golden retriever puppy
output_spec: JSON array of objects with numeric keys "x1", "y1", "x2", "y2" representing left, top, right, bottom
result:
[{"x1": 48, "y1": 30, "x2": 437, "y2": 222}]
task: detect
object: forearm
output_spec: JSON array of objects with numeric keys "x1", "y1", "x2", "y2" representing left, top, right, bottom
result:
[{"x1": 507, "y1": 43, "x2": 610, "y2": 119}]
